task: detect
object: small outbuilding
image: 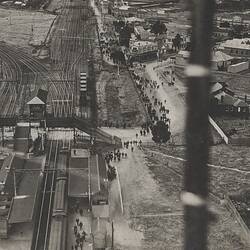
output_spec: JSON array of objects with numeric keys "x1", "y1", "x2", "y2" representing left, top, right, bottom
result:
[{"x1": 27, "y1": 89, "x2": 48, "y2": 120}]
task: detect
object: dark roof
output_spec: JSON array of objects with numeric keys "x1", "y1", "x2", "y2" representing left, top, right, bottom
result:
[
  {"x1": 68, "y1": 153, "x2": 89, "y2": 197},
  {"x1": 8, "y1": 196, "x2": 34, "y2": 224},
  {"x1": 27, "y1": 88, "x2": 48, "y2": 105},
  {"x1": 37, "y1": 89, "x2": 48, "y2": 104},
  {"x1": 68, "y1": 169, "x2": 89, "y2": 197},
  {"x1": 15, "y1": 126, "x2": 30, "y2": 139}
]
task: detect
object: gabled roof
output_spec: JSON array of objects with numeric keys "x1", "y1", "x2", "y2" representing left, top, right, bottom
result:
[
  {"x1": 27, "y1": 88, "x2": 48, "y2": 105},
  {"x1": 210, "y1": 82, "x2": 223, "y2": 94},
  {"x1": 27, "y1": 96, "x2": 45, "y2": 105},
  {"x1": 233, "y1": 99, "x2": 249, "y2": 108},
  {"x1": 214, "y1": 91, "x2": 249, "y2": 107},
  {"x1": 212, "y1": 51, "x2": 233, "y2": 62},
  {"x1": 37, "y1": 89, "x2": 48, "y2": 103}
]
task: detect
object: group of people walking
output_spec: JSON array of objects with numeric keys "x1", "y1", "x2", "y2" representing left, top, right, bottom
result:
[
  {"x1": 131, "y1": 67, "x2": 170, "y2": 124},
  {"x1": 71, "y1": 208, "x2": 87, "y2": 250}
]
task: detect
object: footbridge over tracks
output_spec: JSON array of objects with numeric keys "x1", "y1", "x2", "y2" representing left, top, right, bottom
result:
[
  {"x1": 0, "y1": 115, "x2": 122, "y2": 148},
  {"x1": 46, "y1": 116, "x2": 122, "y2": 148}
]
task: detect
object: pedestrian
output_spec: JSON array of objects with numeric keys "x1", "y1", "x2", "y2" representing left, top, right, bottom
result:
[
  {"x1": 140, "y1": 130, "x2": 143, "y2": 136},
  {"x1": 121, "y1": 152, "x2": 124, "y2": 158},
  {"x1": 136, "y1": 133, "x2": 138, "y2": 138},
  {"x1": 125, "y1": 153, "x2": 127, "y2": 158},
  {"x1": 143, "y1": 130, "x2": 146, "y2": 136},
  {"x1": 76, "y1": 218, "x2": 79, "y2": 225},
  {"x1": 82, "y1": 231, "x2": 87, "y2": 241},
  {"x1": 74, "y1": 225, "x2": 77, "y2": 235},
  {"x1": 131, "y1": 147, "x2": 134, "y2": 152}
]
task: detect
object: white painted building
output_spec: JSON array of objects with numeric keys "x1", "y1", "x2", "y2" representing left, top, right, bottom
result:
[{"x1": 219, "y1": 39, "x2": 250, "y2": 58}]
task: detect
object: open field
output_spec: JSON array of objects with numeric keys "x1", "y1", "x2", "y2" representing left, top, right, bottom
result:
[
  {"x1": 96, "y1": 67, "x2": 147, "y2": 127},
  {"x1": 0, "y1": 9, "x2": 55, "y2": 50}
]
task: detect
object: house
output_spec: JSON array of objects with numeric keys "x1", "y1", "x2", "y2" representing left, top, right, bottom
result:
[
  {"x1": 219, "y1": 38, "x2": 250, "y2": 58},
  {"x1": 128, "y1": 40, "x2": 158, "y2": 62},
  {"x1": 209, "y1": 82, "x2": 249, "y2": 116},
  {"x1": 213, "y1": 27, "x2": 230, "y2": 41},
  {"x1": 211, "y1": 50, "x2": 234, "y2": 71},
  {"x1": 175, "y1": 50, "x2": 234, "y2": 71},
  {"x1": 134, "y1": 26, "x2": 154, "y2": 41}
]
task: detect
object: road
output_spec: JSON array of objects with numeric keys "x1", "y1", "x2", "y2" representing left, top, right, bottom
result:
[{"x1": 145, "y1": 62, "x2": 186, "y2": 135}]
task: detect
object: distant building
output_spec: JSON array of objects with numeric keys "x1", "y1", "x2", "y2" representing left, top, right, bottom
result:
[
  {"x1": 27, "y1": 88, "x2": 48, "y2": 121},
  {"x1": 220, "y1": 38, "x2": 250, "y2": 58},
  {"x1": 175, "y1": 50, "x2": 234, "y2": 71},
  {"x1": 134, "y1": 26, "x2": 154, "y2": 41},
  {"x1": 213, "y1": 27, "x2": 230, "y2": 41},
  {"x1": 209, "y1": 82, "x2": 249, "y2": 116},
  {"x1": 128, "y1": 40, "x2": 158, "y2": 62}
]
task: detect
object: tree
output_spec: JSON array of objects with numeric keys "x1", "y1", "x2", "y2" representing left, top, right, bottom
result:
[
  {"x1": 151, "y1": 20, "x2": 167, "y2": 35},
  {"x1": 151, "y1": 121, "x2": 171, "y2": 143},
  {"x1": 119, "y1": 24, "x2": 133, "y2": 48},
  {"x1": 172, "y1": 33, "x2": 182, "y2": 51}
]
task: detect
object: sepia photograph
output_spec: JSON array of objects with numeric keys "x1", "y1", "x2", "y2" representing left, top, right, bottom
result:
[{"x1": 0, "y1": 0, "x2": 249, "y2": 249}]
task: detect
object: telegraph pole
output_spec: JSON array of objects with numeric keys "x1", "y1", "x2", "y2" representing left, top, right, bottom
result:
[{"x1": 183, "y1": 0, "x2": 215, "y2": 250}]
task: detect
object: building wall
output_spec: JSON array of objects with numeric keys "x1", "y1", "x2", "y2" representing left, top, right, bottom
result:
[{"x1": 223, "y1": 47, "x2": 250, "y2": 58}]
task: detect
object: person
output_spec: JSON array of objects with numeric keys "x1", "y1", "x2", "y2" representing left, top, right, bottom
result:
[
  {"x1": 136, "y1": 133, "x2": 138, "y2": 138},
  {"x1": 81, "y1": 230, "x2": 87, "y2": 242},
  {"x1": 131, "y1": 147, "x2": 134, "y2": 152},
  {"x1": 140, "y1": 130, "x2": 143, "y2": 136},
  {"x1": 76, "y1": 218, "x2": 79, "y2": 225},
  {"x1": 74, "y1": 225, "x2": 77, "y2": 235}
]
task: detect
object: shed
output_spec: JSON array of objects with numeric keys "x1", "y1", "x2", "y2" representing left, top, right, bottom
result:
[{"x1": 27, "y1": 89, "x2": 48, "y2": 120}]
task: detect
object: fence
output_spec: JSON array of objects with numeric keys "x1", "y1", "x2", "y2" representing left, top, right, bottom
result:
[
  {"x1": 208, "y1": 115, "x2": 229, "y2": 144},
  {"x1": 225, "y1": 195, "x2": 250, "y2": 246}
]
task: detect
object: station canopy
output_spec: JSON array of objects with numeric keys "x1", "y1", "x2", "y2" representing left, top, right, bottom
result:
[{"x1": 8, "y1": 195, "x2": 35, "y2": 224}]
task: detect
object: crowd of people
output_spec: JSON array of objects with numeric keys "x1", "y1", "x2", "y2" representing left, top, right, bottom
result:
[
  {"x1": 131, "y1": 67, "x2": 170, "y2": 126},
  {"x1": 70, "y1": 203, "x2": 88, "y2": 250}
]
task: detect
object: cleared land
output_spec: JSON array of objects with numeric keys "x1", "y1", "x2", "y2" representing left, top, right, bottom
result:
[
  {"x1": 104, "y1": 127, "x2": 249, "y2": 249},
  {"x1": 0, "y1": 9, "x2": 55, "y2": 50},
  {"x1": 96, "y1": 67, "x2": 147, "y2": 127}
]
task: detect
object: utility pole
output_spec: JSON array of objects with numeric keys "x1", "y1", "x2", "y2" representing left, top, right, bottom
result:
[
  {"x1": 0, "y1": 59, "x2": 3, "y2": 79},
  {"x1": 9, "y1": 12, "x2": 11, "y2": 25},
  {"x1": 182, "y1": 0, "x2": 215, "y2": 250}
]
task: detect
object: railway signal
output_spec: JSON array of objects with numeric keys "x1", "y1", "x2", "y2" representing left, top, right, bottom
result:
[{"x1": 79, "y1": 72, "x2": 88, "y2": 108}]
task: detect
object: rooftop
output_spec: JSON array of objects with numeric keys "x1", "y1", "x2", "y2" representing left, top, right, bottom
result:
[{"x1": 220, "y1": 38, "x2": 250, "y2": 50}]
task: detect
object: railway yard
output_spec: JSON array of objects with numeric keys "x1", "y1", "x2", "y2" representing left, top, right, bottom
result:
[{"x1": 0, "y1": 0, "x2": 249, "y2": 250}]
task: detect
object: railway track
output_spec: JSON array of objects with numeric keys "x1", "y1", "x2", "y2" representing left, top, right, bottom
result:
[
  {"x1": 33, "y1": 139, "x2": 59, "y2": 250},
  {"x1": 0, "y1": 43, "x2": 73, "y2": 118}
]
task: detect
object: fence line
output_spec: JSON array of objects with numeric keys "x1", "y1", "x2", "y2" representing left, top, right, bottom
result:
[
  {"x1": 208, "y1": 115, "x2": 229, "y2": 144},
  {"x1": 225, "y1": 195, "x2": 250, "y2": 245}
]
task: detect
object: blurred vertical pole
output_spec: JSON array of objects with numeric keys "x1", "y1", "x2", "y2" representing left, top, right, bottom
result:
[{"x1": 183, "y1": 0, "x2": 215, "y2": 250}]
